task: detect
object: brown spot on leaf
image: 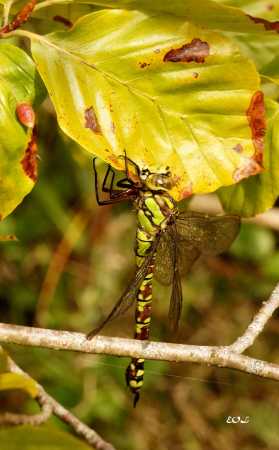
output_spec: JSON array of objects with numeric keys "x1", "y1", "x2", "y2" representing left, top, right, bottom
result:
[
  {"x1": 246, "y1": 91, "x2": 266, "y2": 166},
  {"x1": 164, "y1": 39, "x2": 210, "y2": 64},
  {"x1": 53, "y1": 15, "x2": 73, "y2": 28},
  {"x1": 16, "y1": 103, "x2": 35, "y2": 128},
  {"x1": 233, "y1": 144, "x2": 243, "y2": 153},
  {"x1": 21, "y1": 127, "x2": 38, "y2": 182},
  {"x1": 267, "y1": 3, "x2": 274, "y2": 11},
  {"x1": 247, "y1": 14, "x2": 279, "y2": 32},
  {"x1": 84, "y1": 107, "x2": 101, "y2": 134},
  {"x1": 192, "y1": 72, "x2": 199, "y2": 79},
  {"x1": 233, "y1": 158, "x2": 262, "y2": 182},
  {"x1": 139, "y1": 62, "x2": 150, "y2": 69}
]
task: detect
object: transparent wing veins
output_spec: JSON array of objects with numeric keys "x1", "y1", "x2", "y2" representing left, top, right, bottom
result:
[{"x1": 87, "y1": 237, "x2": 160, "y2": 338}]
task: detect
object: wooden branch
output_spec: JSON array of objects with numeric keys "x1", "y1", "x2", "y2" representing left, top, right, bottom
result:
[
  {"x1": 229, "y1": 283, "x2": 279, "y2": 353},
  {"x1": 0, "y1": 281, "x2": 278, "y2": 447},
  {"x1": 4, "y1": 351, "x2": 115, "y2": 450},
  {"x1": 0, "y1": 321, "x2": 279, "y2": 382}
]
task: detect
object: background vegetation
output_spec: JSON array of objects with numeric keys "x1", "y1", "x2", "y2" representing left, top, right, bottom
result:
[{"x1": 1, "y1": 0, "x2": 279, "y2": 449}]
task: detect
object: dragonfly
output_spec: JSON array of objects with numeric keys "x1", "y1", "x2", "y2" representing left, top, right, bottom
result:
[{"x1": 87, "y1": 154, "x2": 240, "y2": 406}]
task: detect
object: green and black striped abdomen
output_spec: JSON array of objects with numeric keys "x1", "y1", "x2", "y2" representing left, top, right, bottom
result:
[{"x1": 126, "y1": 191, "x2": 176, "y2": 406}]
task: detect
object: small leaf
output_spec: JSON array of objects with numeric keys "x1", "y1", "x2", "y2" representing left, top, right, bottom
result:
[
  {"x1": 0, "y1": 234, "x2": 18, "y2": 241},
  {"x1": 0, "y1": 373, "x2": 38, "y2": 398},
  {"x1": 218, "y1": 99, "x2": 279, "y2": 216},
  {"x1": 0, "y1": 425, "x2": 93, "y2": 450},
  {"x1": 0, "y1": 43, "x2": 44, "y2": 220},
  {"x1": 31, "y1": 9, "x2": 262, "y2": 200}
]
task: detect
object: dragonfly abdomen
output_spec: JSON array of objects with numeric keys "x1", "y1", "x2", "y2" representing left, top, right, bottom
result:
[{"x1": 126, "y1": 191, "x2": 176, "y2": 406}]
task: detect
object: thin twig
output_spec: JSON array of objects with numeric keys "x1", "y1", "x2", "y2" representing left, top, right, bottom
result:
[
  {"x1": 35, "y1": 210, "x2": 90, "y2": 326},
  {"x1": 229, "y1": 283, "x2": 279, "y2": 353},
  {"x1": 0, "y1": 322, "x2": 279, "y2": 382},
  {"x1": 0, "y1": 402, "x2": 52, "y2": 426},
  {"x1": 4, "y1": 352, "x2": 115, "y2": 450},
  {"x1": 0, "y1": 0, "x2": 36, "y2": 34}
]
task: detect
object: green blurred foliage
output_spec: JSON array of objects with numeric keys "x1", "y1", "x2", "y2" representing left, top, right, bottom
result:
[
  {"x1": 0, "y1": 425, "x2": 92, "y2": 449},
  {"x1": 0, "y1": 103, "x2": 279, "y2": 450},
  {"x1": 230, "y1": 224, "x2": 276, "y2": 262}
]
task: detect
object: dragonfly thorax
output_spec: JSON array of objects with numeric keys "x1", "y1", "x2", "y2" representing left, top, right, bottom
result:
[{"x1": 135, "y1": 190, "x2": 177, "y2": 237}]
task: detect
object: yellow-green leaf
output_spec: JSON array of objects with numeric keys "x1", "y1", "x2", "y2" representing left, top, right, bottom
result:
[
  {"x1": 262, "y1": 56, "x2": 279, "y2": 84},
  {"x1": 0, "y1": 373, "x2": 38, "y2": 398},
  {"x1": 229, "y1": 32, "x2": 279, "y2": 72},
  {"x1": 55, "y1": 0, "x2": 279, "y2": 33},
  {"x1": 218, "y1": 99, "x2": 279, "y2": 217},
  {"x1": 0, "y1": 43, "x2": 44, "y2": 220},
  {"x1": 210, "y1": 0, "x2": 279, "y2": 78},
  {"x1": 213, "y1": 1, "x2": 279, "y2": 73},
  {"x1": 0, "y1": 425, "x2": 92, "y2": 450},
  {"x1": 214, "y1": 0, "x2": 279, "y2": 21},
  {"x1": 31, "y1": 9, "x2": 262, "y2": 201}
]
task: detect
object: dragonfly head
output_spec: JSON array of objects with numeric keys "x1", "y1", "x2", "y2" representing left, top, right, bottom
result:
[{"x1": 140, "y1": 169, "x2": 173, "y2": 191}]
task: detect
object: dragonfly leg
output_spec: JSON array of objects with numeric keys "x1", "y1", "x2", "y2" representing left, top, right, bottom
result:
[
  {"x1": 93, "y1": 158, "x2": 137, "y2": 205},
  {"x1": 123, "y1": 150, "x2": 140, "y2": 179},
  {"x1": 101, "y1": 162, "x2": 114, "y2": 193}
]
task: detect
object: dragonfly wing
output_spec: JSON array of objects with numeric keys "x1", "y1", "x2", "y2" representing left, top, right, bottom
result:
[
  {"x1": 155, "y1": 225, "x2": 198, "y2": 332},
  {"x1": 176, "y1": 211, "x2": 240, "y2": 255},
  {"x1": 87, "y1": 242, "x2": 158, "y2": 338},
  {"x1": 167, "y1": 225, "x2": 183, "y2": 333},
  {"x1": 168, "y1": 267, "x2": 183, "y2": 333},
  {"x1": 177, "y1": 237, "x2": 201, "y2": 276},
  {"x1": 154, "y1": 228, "x2": 175, "y2": 285}
]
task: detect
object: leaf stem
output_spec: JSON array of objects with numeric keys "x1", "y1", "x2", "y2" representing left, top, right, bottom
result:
[
  {"x1": 34, "y1": 0, "x2": 72, "y2": 12},
  {"x1": 2, "y1": 0, "x2": 14, "y2": 27}
]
